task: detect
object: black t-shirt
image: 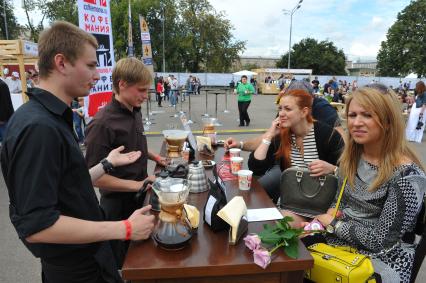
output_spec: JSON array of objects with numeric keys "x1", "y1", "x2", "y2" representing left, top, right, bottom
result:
[
  {"x1": 85, "y1": 96, "x2": 149, "y2": 197},
  {"x1": 1, "y1": 88, "x2": 104, "y2": 263}
]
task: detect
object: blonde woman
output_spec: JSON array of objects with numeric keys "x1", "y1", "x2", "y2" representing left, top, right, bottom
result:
[{"x1": 309, "y1": 85, "x2": 426, "y2": 283}]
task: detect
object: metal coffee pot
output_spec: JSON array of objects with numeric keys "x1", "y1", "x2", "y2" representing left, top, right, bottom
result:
[{"x1": 187, "y1": 161, "x2": 209, "y2": 193}]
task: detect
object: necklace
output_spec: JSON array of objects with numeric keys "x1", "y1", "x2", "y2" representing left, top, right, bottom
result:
[{"x1": 291, "y1": 136, "x2": 304, "y2": 155}]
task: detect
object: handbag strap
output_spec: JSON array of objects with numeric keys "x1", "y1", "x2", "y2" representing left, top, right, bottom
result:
[{"x1": 333, "y1": 177, "x2": 347, "y2": 218}]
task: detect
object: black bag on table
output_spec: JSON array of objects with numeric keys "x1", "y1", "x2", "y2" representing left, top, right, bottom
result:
[{"x1": 280, "y1": 167, "x2": 337, "y2": 218}]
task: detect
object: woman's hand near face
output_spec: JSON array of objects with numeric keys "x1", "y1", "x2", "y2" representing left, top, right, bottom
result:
[
  {"x1": 308, "y1": 160, "x2": 336, "y2": 177},
  {"x1": 264, "y1": 118, "x2": 281, "y2": 140}
]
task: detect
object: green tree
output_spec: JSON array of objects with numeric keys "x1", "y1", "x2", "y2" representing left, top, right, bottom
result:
[
  {"x1": 276, "y1": 38, "x2": 347, "y2": 75},
  {"x1": 377, "y1": 0, "x2": 426, "y2": 77},
  {"x1": 42, "y1": 0, "x2": 78, "y2": 25},
  {"x1": 0, "y1": 0, "x2": 22, "y2": 40},
  {"x1": 177, "y1": 0, "x2": 245, "y2": 72},
  {"x1": 22, "y1": 0, "x2": 46, "y2": 42}
]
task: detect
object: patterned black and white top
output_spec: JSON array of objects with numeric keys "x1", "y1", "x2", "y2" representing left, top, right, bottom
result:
[
  {"x1": 327, "y1": 159, "x2": 426, "y2": 283},
  {"x1": 290, "y1": 126, "x2": 319, "y2": 168}
]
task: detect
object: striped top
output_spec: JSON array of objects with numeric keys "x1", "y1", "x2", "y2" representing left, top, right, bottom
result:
[{"x1": 290, "y1": 126, "x2": 319, "y2": 168}]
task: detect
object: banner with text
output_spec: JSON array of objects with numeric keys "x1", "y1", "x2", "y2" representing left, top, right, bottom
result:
[
  {"x1": 139, "y1": 15, "x2": 154, "y2": 76},
  {"x1": 78, "y1": 0, "x2": 115, "y2": 117}
]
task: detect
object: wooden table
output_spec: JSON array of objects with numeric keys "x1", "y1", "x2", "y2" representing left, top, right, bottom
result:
[{"x1": 122, "y1": 147, "x2": 313, "y2": 283}]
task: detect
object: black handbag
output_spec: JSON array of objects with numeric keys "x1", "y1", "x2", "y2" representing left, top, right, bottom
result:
[{"x1": 280, "y1": 167, "x2": 337, "y2": 217}]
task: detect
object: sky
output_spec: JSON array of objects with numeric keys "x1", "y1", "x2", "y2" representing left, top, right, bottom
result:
[{"x1": 12, "y1": 0, "x2": 412, "y2": 61}]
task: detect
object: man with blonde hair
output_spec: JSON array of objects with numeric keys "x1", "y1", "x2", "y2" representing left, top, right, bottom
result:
[
  {"x1": 1, "y1": 21, "x2": 155, "y2": 282},
  {"x1": 85, "y1": 57, "x2": 167, "y2": 267}
]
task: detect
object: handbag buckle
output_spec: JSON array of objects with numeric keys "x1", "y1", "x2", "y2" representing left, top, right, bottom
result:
[
  {"x1": 296, "y1": 170, "x2": 303, "y2": 183},
  {"x1": 319, "y1": 175, "x2": 326, "y2": 186},
  {"x1": 322, "y1": 254, "x2": 332, "y2": 260}
]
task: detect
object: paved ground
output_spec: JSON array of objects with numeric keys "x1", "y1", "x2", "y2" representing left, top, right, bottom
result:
[{"x1": 1, "y1": 91, "x2": 425, "y2": 282}]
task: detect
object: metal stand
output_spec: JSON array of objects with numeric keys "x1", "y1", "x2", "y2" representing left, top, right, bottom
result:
[
  {"x1": 179, "y1": 90, "x2": 186, "y2": 114},
  {"x1": 223, "y1": 89, "x2": 230, "y2": 113},
  {"x1": 202, "y1": 89, "x2": 209, "y2": 117},
  {"x1": 144, "y1": 92, "x2": 153, "y2": 126},
  {"x1": 187, "y1": 90, "x2": 194, "y2": 124},
  {"x1": 212, "y1": 91, "x2": 222, "y2": 126}
]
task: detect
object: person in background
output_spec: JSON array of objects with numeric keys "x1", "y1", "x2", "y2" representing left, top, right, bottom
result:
[
  {"x1": 235, "y1": 75, "x2": 255, "y2": 127},
  {"x1": 156, "y1": 76, "x2": 164, "y2": 107},
  {"x1": 311, "y1": 76, "x2": 320, "y2": 93},
  {"x1": 406, "y1": 81, "x2": 426, "y2": 143},
  {"x1": 5, "y1": 71, "x2": 22, "y2": 93},
  {"x1": 84, "y1": 57, "x2": 168, "y2": 268},
  {"x1": 306, "y1": 85, "x2": 426, "y2": 283},
  {"x1": 1, "y1": 21, "x2": 155, "y2": 283}
]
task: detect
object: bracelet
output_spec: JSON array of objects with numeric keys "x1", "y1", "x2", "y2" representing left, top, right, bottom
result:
[
  {"x1": 100, "y1": 158, "x2": 114, "y2": 174},
  {"x1": 239, "y1": 141, "x2": 244, "y2": 150},
  {"x1": 262, "y1": 139, "x2": 271, "y2": 146},
  {"x1": 123, "y1": 220, "x2": 132, "y2": 241},
  {"x1": 333, "y1": 166, "x2": 338, "y2": 176},
  {"x1": 153, "y1": 155, "x2": 162, "y2": 163}
]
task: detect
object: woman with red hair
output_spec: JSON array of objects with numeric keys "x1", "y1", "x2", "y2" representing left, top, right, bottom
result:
[{"x1": 248, "y1": 89, "x2": 343, "y2": 224}]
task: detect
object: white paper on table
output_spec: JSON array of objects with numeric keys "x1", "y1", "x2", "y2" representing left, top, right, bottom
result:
[{"x1": 247, "y1": 208, "x2": 284, "y2": 222}]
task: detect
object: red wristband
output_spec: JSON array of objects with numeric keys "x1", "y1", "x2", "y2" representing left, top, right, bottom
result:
[
  {"x1": 154, "y1": 155, "x2": 162, "y2": 162},
  {"x1": 123, "y1": 220, "x2": 132, "y2": 241}
]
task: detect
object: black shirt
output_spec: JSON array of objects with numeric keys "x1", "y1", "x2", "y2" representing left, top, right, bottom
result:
[
  {"x1": 312, "y1": 97, "x2": 341, "y2": 128},
  {"x1": 0, "y1": 79, "x2": 14, "y2": 122},
  {"x1": 85, "y1": 96, "x2": 148, "y2": 196},
  {"x1": 1, "y1": 88, "x2": 103, "y2": 263}
]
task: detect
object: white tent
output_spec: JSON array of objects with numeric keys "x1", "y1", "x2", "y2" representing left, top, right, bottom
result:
[
  {"x1": 405, "y1": 73, "x2": 418, "y2": 79},
  {"x1": 232, "y1": 70, "x2": 258, "y2": 76}
]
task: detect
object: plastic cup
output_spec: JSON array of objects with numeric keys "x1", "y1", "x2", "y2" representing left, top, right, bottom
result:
[
  {"x1": 229, "y1": 148, "x2": 241, "y2": 158},
  {"x1": 230, "y1": 156, "x2": 243, "y2": 175},
  {"x1": 237, "y1": 170, "x2": 253, "y2": 190}
]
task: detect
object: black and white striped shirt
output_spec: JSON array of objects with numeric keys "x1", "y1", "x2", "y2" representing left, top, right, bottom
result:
[{"x1": 290, "y1": 126, "x2": 319, "y2": 168}]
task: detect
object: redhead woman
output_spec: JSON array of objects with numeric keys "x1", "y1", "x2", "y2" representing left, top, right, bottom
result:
[
  {"x1": 310, "y1": 85, "x2": 426, "y2": 283},
  {"x1": 247, "y1": 89, "x2": 344, "y2": 219}
]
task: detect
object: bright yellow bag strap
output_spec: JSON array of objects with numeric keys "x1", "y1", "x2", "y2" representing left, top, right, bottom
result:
[{"x1": 333, "y1": 177, "x2": 347, "y2": 218}]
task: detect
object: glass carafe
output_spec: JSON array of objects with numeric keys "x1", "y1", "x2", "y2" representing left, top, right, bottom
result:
[{"x1": 152, "y1": 178, "x2": 192, "y2": 250}]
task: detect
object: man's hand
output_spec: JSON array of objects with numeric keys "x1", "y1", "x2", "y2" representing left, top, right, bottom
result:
[
  {"x1": 155, "y1": 156, "x2": 169, "y2": 167},
  {"x1": 127, "y1": 205, "x2": 155, "y2": 240},
  {"x1": 106, "y1": 146, "x2": 141, "y2": 167},
  {"x1": 224, "y1": 137, "x2": 239, "y2": 150}
]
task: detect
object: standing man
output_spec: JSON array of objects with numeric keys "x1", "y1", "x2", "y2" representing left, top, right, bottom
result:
[
  {"x1": 84, "y1": 57, "x2": 168, "y2": 268},
  {"x1": 1, "y1": 22, "x2": 155, "y2": 282},
  {"x1": 235, "y1": 75, "x2": 255, "y2": 127}
]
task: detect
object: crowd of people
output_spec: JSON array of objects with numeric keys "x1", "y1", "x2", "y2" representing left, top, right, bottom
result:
[{"x1": 0, "y1": 21, "x2": 426, "y2": 283}]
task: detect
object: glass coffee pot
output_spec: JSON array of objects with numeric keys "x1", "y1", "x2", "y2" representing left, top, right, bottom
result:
[{"x1": 151, "y1": 177, "x2": 193, "y2": 250}]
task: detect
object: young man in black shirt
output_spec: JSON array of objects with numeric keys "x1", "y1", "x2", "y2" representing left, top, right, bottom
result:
[
  {"x1": 0, "y1": 21, "x2": 155, "y2": 283},
  {"x1": 85, "y1": 57, "x2": 167, "y2": 267}
]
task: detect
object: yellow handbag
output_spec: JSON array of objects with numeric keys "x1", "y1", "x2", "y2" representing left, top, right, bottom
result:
[
  {"x1": 306, "y1": 243, "x2": 376, "y2": 283},
  {"x1": 304, "y1": 178, "x2": 376, "y2": 283}
]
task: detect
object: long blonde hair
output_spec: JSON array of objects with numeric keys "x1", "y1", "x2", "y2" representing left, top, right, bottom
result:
[{"x1": 339, "y1": 86, "x2": 424, "y2": 191}]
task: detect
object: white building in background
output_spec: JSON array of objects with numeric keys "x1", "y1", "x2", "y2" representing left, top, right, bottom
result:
[{"x1": 345, "y1": 60, "x2": 378, "y2": 77}]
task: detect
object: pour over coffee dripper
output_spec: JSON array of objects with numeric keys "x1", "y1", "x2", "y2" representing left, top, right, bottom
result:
[
  {"x1": 162, "y1": 130, "x2": 189, "y2": 158},
  {"x1": 151, "y1": 178, "x2": 193, "y2": 250}
]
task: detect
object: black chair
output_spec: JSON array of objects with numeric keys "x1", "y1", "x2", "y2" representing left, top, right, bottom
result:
[{"x1": 411, "y1": 199, "x2": 426, "y2": 283}]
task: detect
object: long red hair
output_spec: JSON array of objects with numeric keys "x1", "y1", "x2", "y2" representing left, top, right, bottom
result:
[{"x1": 275, "y1": 89, "x2": 314, "y2": 169}]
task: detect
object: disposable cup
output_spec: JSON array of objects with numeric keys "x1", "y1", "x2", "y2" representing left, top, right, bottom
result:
[
  {"x1": 230, "y1": 156, "x2": 243, "y2": 175},
  {"x1": 238, "y1": 170, "x2": 253, "y2": 190},
  {"x1": 229, "y1": 148, "x2": 241, "y2": 158}
]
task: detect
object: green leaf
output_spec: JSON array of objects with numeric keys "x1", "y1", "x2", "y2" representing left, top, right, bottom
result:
[
  {"x1": 281, "y1": 229, "x2": 298, "y2": 239},
  {"x1": 284, "y1": 239, "x2": 299, "y2": 259},
  {"x1": 260, "y1": 233, "x2": 282, "y2": 245}
]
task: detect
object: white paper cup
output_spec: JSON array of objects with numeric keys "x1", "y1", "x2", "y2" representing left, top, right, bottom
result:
[
  {"x1": 238, "y1": 170, "x2": 253, "y2": 190},
  {"x1": 229, "y1": 148, "x2": 241, "y2": 158},
  {"x1": 230, "y1": 156, "x2": 243, "y2": 175}
]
